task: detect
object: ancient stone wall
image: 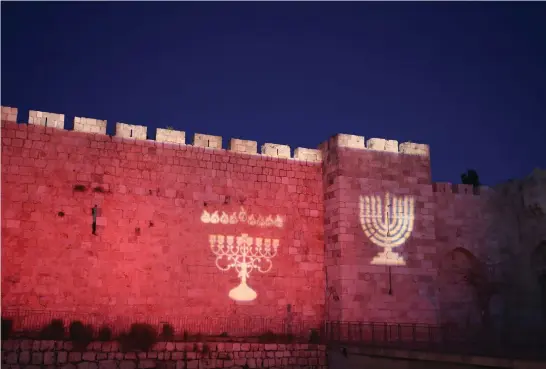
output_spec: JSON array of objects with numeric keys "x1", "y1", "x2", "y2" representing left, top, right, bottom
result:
[
  {"x1": 0, "y1": 107, "x2": 325, "y2": 332},
  {"x1": 1, "y1": 339, "x2": 327, "y2": 369},
  {"x1": 2, "y1": 105, "x2": 544, "y2": 336}
]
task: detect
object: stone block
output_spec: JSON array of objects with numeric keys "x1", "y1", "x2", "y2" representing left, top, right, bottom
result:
[
  {"x1": 335, "y1": 133, "x2": 365, "y2": 149},
  {"x1": 193, "y1": 133, "x2": 222, "y2": 149},
  {"x1": 29, "y1": 110, "x2": 65, "y2": 129},
  {"x1": 366, "y1": 138, "x2": 398, "y2": 153},
  {"x1": 115, "y1": 122, "x2": 147, "y2": 140},
  {"x1": 399, "y1": 141, "x2": 429, "y2": 156},
  {"x1": 156, "y1": 128, "x2": 185, "y2": 145},
  {"x1": 74, "y1": 117, "x2": 107, "y2": 134},
  {"x1": 261, "y1": 143, "x2": 290, "y2": 158},
  {"x1": 1, "y1": 106, "x2": 18, "y2": 122},
  {"x1": 294, "y1": 147, "x2": 322, "y2": 162},
  {"x1": 228, "y1": 138, "x2": 258, "y2": 154}
]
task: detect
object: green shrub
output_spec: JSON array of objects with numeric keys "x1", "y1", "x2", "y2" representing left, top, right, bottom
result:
[
  {"x1": 40, "y1": 319, "x2": 65, "y2": 340},
  {"x1": 69, "y1": 321, "x2": 93, "y2": 350},
  {"x1": 258, "y1": 331, "x2": 276, "y2": 343},
  {"x1": 120, "y1": 323, "x2": 157, "y2": 352},
  {"x1": 309, "y1": 328, "x2": 321, "y2": 344},
  {"x1": 161, "y1": 323, "x2": 174, "y2": 340},
  {"x1": 1, "y1": 318, "x2": 13, "y2": 340},
  {"x1": 98, "y1": 326, "x2": 113, "y2": 341}
]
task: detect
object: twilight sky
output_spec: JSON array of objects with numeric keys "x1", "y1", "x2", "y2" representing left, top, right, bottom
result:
[{"x1": 2, "y1": 2, "x2": 545, "y2": 186}]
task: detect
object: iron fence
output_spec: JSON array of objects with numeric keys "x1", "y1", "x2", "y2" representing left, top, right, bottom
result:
[
  {"x1": 2, "y1": 310, "x2": 546, "y2": 360},
  {"x1": 1, "y1": 309, "x2": 321, "y2": 340}
]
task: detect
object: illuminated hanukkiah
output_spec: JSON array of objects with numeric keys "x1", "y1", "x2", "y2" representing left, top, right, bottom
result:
[
  {"x1": 359, "y1": 193, "x2": 415, "y2": 266},
  {"x1": 209, "y1": 233, "x2": 279, "y2": 302}
]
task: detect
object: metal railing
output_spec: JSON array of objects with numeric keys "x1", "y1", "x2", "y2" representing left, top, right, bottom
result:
[
  {"x1": 2, "y1": 309, "x2": 545, "y2": 360},
  {"x1": 1, "y1": 309, "x2": 321, "y2": 340}
]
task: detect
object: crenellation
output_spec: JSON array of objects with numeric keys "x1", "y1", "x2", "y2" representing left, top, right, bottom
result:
[
  {"x1": 366, "y1": 138, "x2": 399, "y2": 153},
  {"x1": 228, "y1": 138, "x2": 258, "y2": 154},
  {"x1": 452, "y1": 183, "x2": 475, "y2": 195},
  {"x1": 334, "y1": 133, "x2": 366, "y2": 149},
  {"x1": 193, "y1": 133, "x2": 222, "y2": 149},
  {"x1": 28, "y1": 110, "x2": 65, "y2": 129},
  {"x1": 156, "y1": 128, "x2": 186, "y2": 145},
  {"x1": 432, "y1": 182, "x2": 492, "y2": 196},
  {"x1": 399, "y1": 142, "x2": 429, "y2": 156},
  {"x1": 432, "y1": 182, "x2": 452, "y2": 193},
  {"x1": 261, "y1": 143, "x2": 291, "y2": 159},
  {"x1": 1, "y1": 106, "x2": 18, "y2": 122},
  {"x1": 115, "y1": 122, "x2": 147, "y2": 140},
  {"x1": 366, "y1": 138, "x2": 398, "y2": 153},
  {"x1": 294, "y1": 147, "x2": 322, "y2": 162},
  {"x1": 74, "y1": 116, "x2": 107, "y2": 134}
]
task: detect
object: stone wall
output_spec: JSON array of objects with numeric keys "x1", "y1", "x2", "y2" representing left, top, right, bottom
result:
[
  {"x1": 1, "y1": 339, "x2": 327, "y2": 369},
  {"x1": 0, "y1": 113, "x2": 325, "y2": 330},
  {"x1": 2, "y1": 105, "x2": 545, "y2": 337}
]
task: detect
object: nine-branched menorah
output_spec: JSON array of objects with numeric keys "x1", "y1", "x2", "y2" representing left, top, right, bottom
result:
[
  {"x1": 209, "y1": 234, "x2": 279, "y2": 302},
  {"x1": 359, "y1": 192, "x2": 415, "y2": 265}
]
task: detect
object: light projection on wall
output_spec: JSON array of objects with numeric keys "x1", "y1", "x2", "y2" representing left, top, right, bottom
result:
[
  {"x1": 209, "y1": 234, "x2": 279, "y2": 302},
  {"x1": 359, "y1": 192, "x2": 415, "y2": 266},
  {"x1": 201, "y1": 208, "x2": 284, "y2": 228}
]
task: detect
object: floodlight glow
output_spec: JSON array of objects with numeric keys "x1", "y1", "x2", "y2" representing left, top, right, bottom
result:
[
  {"x1": 359, "y1": 193, "x2": 415, "y2": 266},
  {"x1": 209, "y1": 233, "x2": 279, "y2": 302},
  {"x1": 201, "y1": 208, "x2": 284, "y2": 228}
]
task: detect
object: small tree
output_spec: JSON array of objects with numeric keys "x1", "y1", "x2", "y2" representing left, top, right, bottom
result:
[{"x1": 461, "y1": 169, "x2": 481, "y2": 188}]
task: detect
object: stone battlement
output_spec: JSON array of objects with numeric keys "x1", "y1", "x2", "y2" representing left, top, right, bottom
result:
[
  {"x1": 432, "y1": 182, "x2": 493, "y2": 195},
  {"x1": 1, "y1": 106, "x2": 429, "y2": 162}
]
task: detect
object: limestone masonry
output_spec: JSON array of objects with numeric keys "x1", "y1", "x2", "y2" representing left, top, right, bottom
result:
[
  {"x1": 1, "y1": 106, "x2": 545, "y2": 336},
  {"x1": 2, "y1": 339, "x2": 327, "y2": 369}
]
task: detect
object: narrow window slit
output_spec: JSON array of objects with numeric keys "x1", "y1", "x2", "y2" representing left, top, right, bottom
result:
[{"x1": 92, "y1": 205, "x2": 98, "y2": 235}]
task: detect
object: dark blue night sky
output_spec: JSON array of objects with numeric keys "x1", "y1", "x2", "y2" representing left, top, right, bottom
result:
[{"x1": 2, "y1": 2, "x2": 545, "y2": 185}]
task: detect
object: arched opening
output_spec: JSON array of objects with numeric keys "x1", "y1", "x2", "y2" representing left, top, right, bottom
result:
[{"x1": 438, "y1": 248, "x2": 484, "y2": 330}]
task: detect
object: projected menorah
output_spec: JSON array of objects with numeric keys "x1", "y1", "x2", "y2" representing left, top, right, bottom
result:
[
  {"x1": 209, "y1": 233, "x2": 279, "y2": 302},
  {"x1": 359, "y1": 192, "x2": 415, "y2": 266}
]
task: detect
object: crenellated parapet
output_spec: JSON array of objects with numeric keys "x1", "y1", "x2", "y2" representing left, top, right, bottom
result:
[
  {"x1": 432, "y1": 182, "x2": 493, "y2": 196},
  {"x1": 320, "y1": 133, "x2": 430, "y2": 157},
  {"x1": 74, "y1": 117, "x2": 107, "y2": 134},
  {"x1": 1, "y1": 106, "x2": 17, "y2": 122},
  {"x1": 28, "y1": 110, "x2": 65, "y2": 129},
  {"x1": 0, "y1": 107, "x2": 432, "y2": 162}
]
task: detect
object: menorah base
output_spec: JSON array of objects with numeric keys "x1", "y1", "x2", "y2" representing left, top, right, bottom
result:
[
  {"x1": 229, "y1": 282, "x2": 257, "y2": 302},
  {"x1": 371, "y1": 251, "x2": 406, "y2": 266}
]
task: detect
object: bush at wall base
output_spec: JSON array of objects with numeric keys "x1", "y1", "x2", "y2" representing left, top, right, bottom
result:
[
  {"x1": 69, "y1": 321, "x2": 94, "y2": 351},
  {"x1": 40, "y1": 319, "x2": 65, "y2": 340},
  {"x1": 1, "y1": 319, "x2": 13, "y2": 340},
  {"x1": 118, "y1": 323, "x2": 158, "y2": 352}
]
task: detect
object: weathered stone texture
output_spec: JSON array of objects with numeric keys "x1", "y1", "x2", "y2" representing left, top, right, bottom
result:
[
  {"x1": 261, "y1": 143, "x2": 290, "y2": 159},
  {"x1": 1, "y1": 340, "x2": 327, "y2": 369},
  {"x1": 74, "y1": 117, "x2": 107, "y2": 134},
  {"x1": 115, "y1": 122, "x2": 147, "y2": 140},
  {"x1": 29, "y1": 110, "x2": 65, "y2": 129},
  {"x1": 1, "y1": 109, "x2": 544, "y2": 335},
  {"x1": 193, "y1": 133, "x2": 221, "y2": 149},
  {"x1": 1, "y1": 105, "x2": 18, "y2": 122},
  {"x1": 0, "y1": 120, "x2": 324, "y2": 329},
  {"x1": 228, "y1": 138, "x2": 257, "y2": 154},
  {"x1": 155, "y1": 129, "x2": 186, "y2": 145}
]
